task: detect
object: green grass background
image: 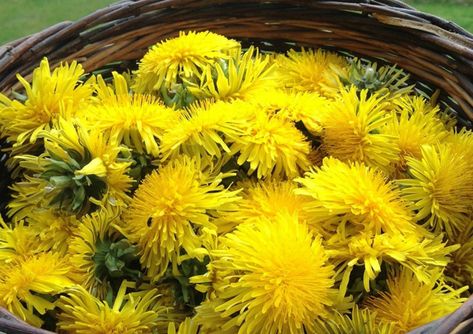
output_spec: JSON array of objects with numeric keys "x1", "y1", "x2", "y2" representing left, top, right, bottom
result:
[
  {"x1": 0, "y1": 0, "x2": 471, "y2": 45},
  {"x1": 0, "y1": 0, "x2": 115, "y2": 44}
]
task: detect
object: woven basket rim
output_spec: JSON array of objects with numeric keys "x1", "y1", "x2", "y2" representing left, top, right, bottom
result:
[{"x1": 1, "y1": 0, "x2": 472, "y2": 125}]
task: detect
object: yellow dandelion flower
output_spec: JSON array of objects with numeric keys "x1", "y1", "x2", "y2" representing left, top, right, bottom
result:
[
  {"x1": 82, "y1": 72, "x2": 179, "y2": 157},
  {"x1": 68, "y1": 209, "x2": 140, "y2": 299},
  {"x1": 398, "y1": 144, "x2": 473, "y2": 236},
  {"x1": 295, "y1": 158, "x2": 414, "y2": 235},
  {"x1": 160, "y1": 100, "x2": 249, "y2": 163},
  {"x1": 0, "y1": 252, "x2": 73, "y2": 327},
  {"x1": 133, "y1": 31, "x2": 239, "y2": 93},
  {"x1": 320, "y1": 87, "x2": 399, "y2": 173},
  {"x1": 190, "y1": 46, "x2": 275, "y2": 101},
  {"x1": 0, "y1": 219, "x2": 45, "y2": 263},
  {"x1": 224, "y1": 179, "x2": 323, "y2": 234},
  {"x1": 0, "y1": 58, "x2": 93, "y2": 156},
  {"x1": 447, "y1": 128, "x2": 473, "y2": 166},
  {"x1": 229, "y1": 109, "x2": 311, "y2": 178},
  {"x1": 313, "y1": 306, "x2": 395, "y2": 334},
  {"x1": 122, "y1": 156, "x2": 241, "y2": 280},
  {"x1": 365, "y1": 269, "x2": 467, "y2": 333},
  {"x1": 25, "y1": 208, "x2": 79, "y2": 255},
  {"x1": 57, "y1": 281, "x2": 164, "y2": 334},
  {"x1": 327, "y1": 231, "x2": 457, "y2": 295},
  {"x1": 382, "y1": 95, "x2": 447, "y2": 174},
  {"x1": 195, "y1": 214, "x2": 335, "y2": 334},
  {"x1": 274, "y1": 48, "x2": 349, "y2": 96},
  {"x1": 11, "y1": 118, "x2": 133, "y2": 216},
  {"x1": 247, "y1": 88, "x2": 330, "y2": 135}
]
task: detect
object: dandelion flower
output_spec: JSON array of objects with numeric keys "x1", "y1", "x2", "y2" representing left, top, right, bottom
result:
[
  {"x1": 313, "y1": 306, "x2": 395, "y2": 334},
  {"x1": 160, "y1": 100, "x2": 250, "y2": 163},
  {"x1": 0, "y1": 252, "x2": 73, "y2": 327},
  {"x1": 398, "y1": 144, "x2": 473, "y2": 236},
  {"x1": 133, "y1": 31, "x2": 239, "y2": 94},
  {"x1": 384, "y1": 96, "x2": 448, "y2": 175},
  {"x1": 68, "y1": 209, "x2": 140, "y2": 299},
  {"x1": 123, "y1": 156, "x2": 241, "y2": 280},
  {"x1": 295, "y1": 158, "x2": 414, "y2": 235},
  {"x1": 247, "y1": 88, "x2": 330, "y2": 135},
  {"x1": 25, "y1": 208, "x2": 79, "y2": 255},
  {"x1": 190, "y1": 46, "x2": 275, "y2": 101},
  {"x1": 0, "y1": 58, "x2": 93, "y2": 156},
  {"x1": 333, "y1": 58, "x2": 413, "y2": 99},
  {"x1": 327, "y1": 231, "x2": 457, "y2": 295},
  {"x1": 224, "y1": 179, "x2": 323, "y2": 234},
  {"x1": 82, "y1": 72, "x2": 179, "y2": 157},
  {"x1": 274, "y1": 48, "x2": 349, "y2": 96},
  {"x1": 11, "y1": 118, "x2": 133, "y2": 216},
  {"x1": 365, "y1": 269, "x2": 467, "y2": 333},
  {"x1": 320, "y1": 87, "x2": 399, "y2": 173},
  {"x1": 0, "y1": 219, "x2": 45, "y2": 263},
  {"x1": 192, "y1": 299, "x2": 236, "y2": 334},
  {"x1": 194, "y1": 214, "x2": 335, "y2": 334},
  {"x1": 447, "y1": 128, "x2": 473, "y2": 166},
  {"x1": 229, "y1": 109, "x2": 311, "y2": 178},
  {"x1": 57, "y1": 281, "x2": 164, "y2": 333}
]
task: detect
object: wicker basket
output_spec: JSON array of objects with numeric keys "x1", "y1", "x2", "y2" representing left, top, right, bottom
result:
[{"x1": 0, "y1": 0, "x2": 472, "y2": 333}]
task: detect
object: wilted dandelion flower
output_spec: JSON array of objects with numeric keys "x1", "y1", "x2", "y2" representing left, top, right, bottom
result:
[
  {"x1": 0, "y1": 252, "x2": 73, "y2": 327},
  {"x1": 229, "y1": 109, "x2": 311, "y2": 179},
  {"x1": 313, "y1": 306, "x2": 395, "y2": 334},
  {"x1": 123, "y1": 156, "x2": 241, "y2": 280},
  {"x1": 160, "y1": 100, "x2": 250, "y2": 163},
  {"x1": 321, "y1": 87, "x2": 399, "y2": 173},
  {"x1": 0, "y1": 58, "x2": 93, "y2": 156},
  {"x1": 398, "y1": 144, "x2": 473, "y2": 236},
  {"x1": 295, "y1": 158, "x2": 414, "y2": 235},
  {"x1": 327, "y1": 231, "x2": 457, "y2": 295},
  {"x1": 82, "y1": 72, "x2": 179, "y2": 157},
  {"x1": 10, "y1": 118, "x2": 133, "y2": 216},
  {"x1": 195, "y1": 214, "x2": 335, "y2": 334},
  {"x1": 57, "y1": 281, "x2": 164, "y2": 334},
  {"x1": 274, "y1": 48, "x2": 348, "y2": 96},
  {"x1": 190, "y1": 46, "x2": 275, "y2": 101},
  {"x1": 133, "y1": 31, "x2": 239, "y2": 95},
  {"x1": 365, "y1": 269, "x2": 467, "y2": 333}
]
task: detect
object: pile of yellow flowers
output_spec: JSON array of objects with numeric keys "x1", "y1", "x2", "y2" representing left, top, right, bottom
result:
[{"x1": 0, "y1": 30, "x2": 472, "y2": 334}]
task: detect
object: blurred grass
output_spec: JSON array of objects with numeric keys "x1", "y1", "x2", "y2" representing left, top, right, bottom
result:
[
  {"x1": 405, "y1": 0, "x2": 473, "y2": 32},
  {"x1": 0, "y1": 0, "x2": 471, "y2": 45},
  {"x1": 0, "y1": 0, "x2": 115, "y2": 44}
]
